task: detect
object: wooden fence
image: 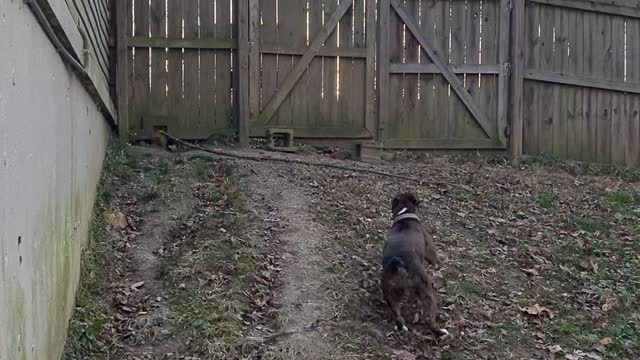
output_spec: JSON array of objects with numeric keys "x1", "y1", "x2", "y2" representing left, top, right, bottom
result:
[
  {"x1": 115, "y1": 0, "x2": 640, "y2": 167},
  {"x1": 518, "y1": 0, "x2": 640, "y2": 167}
]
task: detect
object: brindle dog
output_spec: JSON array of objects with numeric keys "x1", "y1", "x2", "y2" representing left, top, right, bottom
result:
[{"x1": 381, "y1": 193, "x2": 448, "y2": 336}]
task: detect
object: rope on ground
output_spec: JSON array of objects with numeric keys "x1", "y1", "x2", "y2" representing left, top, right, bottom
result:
[{"x1": 160, "y1": 131, "x2": 472, "y2": 191}]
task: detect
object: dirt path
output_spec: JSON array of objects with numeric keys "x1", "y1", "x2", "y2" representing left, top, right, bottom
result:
[
  {"x1": 244, "y1": 162, "x2": 334, "y2": 359},
  {"x1": 65, "y1": 143, "x2": 640, "y2": 360}
]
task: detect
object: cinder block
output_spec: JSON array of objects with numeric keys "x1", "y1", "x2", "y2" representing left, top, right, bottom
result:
[{"x1": 266, "y1": 128, "x2": 294, "y2": 149}]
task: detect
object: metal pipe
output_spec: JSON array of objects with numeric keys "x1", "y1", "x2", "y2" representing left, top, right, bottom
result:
[{"x1": 24, "y1": 0, "x2": 88, "y2": 77}]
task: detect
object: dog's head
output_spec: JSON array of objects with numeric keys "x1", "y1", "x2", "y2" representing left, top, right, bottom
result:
[{"x1": 391, "y1": 192, "x2": 420, "y2": 217}]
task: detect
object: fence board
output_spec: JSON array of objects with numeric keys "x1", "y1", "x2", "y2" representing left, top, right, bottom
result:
[
  {"x1": 125, "y1": 0, "x2": 134, "y2": 133},
  {"x1": 352, "y1": 0, "x2": 367, "y2": 132},
  {"x1": 338, "y1": 0, "x2": 355, "y2": 129},
  {"x1": 273, "y1": 0, "x2": 298, "y2": 126},
  {"x1": 216, "y1": 0, "x2": 233, "y2": 129},
  {"x1": 596, "y1": 13, "x2": 612, "y2": 164},
  {"x1": 449, "y1": 0, "x2": 467, "y2": 139},
  {"x1": 167, "y1": 0, "x2": 182, "y2": 131},
  {"x1": 538, "y1": 4, "x2": 555, "y2": 154},
  {"x1": 584, "y1": 10, "x2": 598, "y2": 162},
  {"x1": 434, "y1": 0, "x2": 449, "y2": 139},
  {"x1": 611, "y1": 16, "x2": 626, "y2": 164},
  {"x1": 260, "y1": 0, "x2": 278, "y2": 121},
  {"x1": 552, "y1": 5, "x2": 567, "y2": 158},
  {"x1": 200, "y1": 1, "x2": 216, "y2": 128},
  {"x1": 149, "y1": 0, "x2": 167, "y2": 120},
  {"x1": 183, "y1": 1, "x2": 200, "y2": 130},
  {"x1": 629, "y1": 19, "x2": 640, "y2": 167},
  {"x1": 388, "y1": 5, "x2": 403, "y2": 139},
  {"x1": 131, "y1": 0, "x2": 150, "y2": 133},
  {"x1": 417, "y1": 0, "x2": 437, "y2": 140},
  {"x1": 523, "y1": 1, "x2": 540, "y2": 153},
  {"x1": 290, "y1": 0, "x2": 310, "y2": 129},
  {"x1": 567, "y1": 9, "x2": 583, "y2": 160},
  {"x1": 307, "y1": 0, "x2": 325, "y2": 127},
  {"x1": 402, "y1": 1, "x2": 420, "y2": 139},
  {"x1": 481, "y1": 0, "x2": 499, "y2": 140},
  {"x1": 323, "y1": 0, "x2": 340, "y2": 127},
  {"x1": 466, "y1": 0, "x2": 484, "y2": 140}
]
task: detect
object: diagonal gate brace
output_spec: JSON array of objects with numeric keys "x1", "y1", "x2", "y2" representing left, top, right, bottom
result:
[
  {"x1": 255, "y1": 0, "x2": 354, "y2": 126},
  {"x1": 390, "y1": 0, "x2": 497, "y2": 139}
]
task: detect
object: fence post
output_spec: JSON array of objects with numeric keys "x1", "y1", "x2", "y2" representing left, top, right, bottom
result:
[
  {"x1": 365, "y1": 0, "x2": 377, "y2": 140},
  {"x1": 237, "y1": 0, "x2": 250, "y2": 147},
  {"x1": 248, "y1": 0, "x2": 260, "y2": 127},
  {"x1": 116, "y1": 0, "x2": 129, "y2": 141},
  {"x1": 511, "y1": 0, "x2": 525, "y2": 160},
  {"x1": 377, "y1": 0, "x2": 390, "y2": 143}
]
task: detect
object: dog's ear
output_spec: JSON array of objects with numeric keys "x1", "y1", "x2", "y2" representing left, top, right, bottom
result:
[
  {"x1": 391, "y1": 196, "x2": 400, "y2": 211},
  {"x1": 408, "y1": 193, "x2": 420, "y2": 207}
]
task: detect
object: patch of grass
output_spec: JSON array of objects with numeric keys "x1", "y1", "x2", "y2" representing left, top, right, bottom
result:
[
  {"x1": 600, "y1": 319, "x2": 640, "y2": 358},
  {"x1": 210, "y1": 190, "x2": 224, "y2": 202},
  {"x1": 540, "y1": 315, "x2": 595, "y2": 351},
  {"x1": 167, "y1": 162, "x2": 256, "y2": 358},
  {"x1": 451, "y1": 279, "x2": 484, "y2": 300},
  {"x1": 604, "y1": 191, "x2": 640, "y2": 215},
  {"x1": 453, "y1": 190, "x2": 476, "y2": 202},
  {"x1": 191, "y1": 158, "x2": 213, "y2": 180},
  {"x1": 571, "y1": 216, "x2": 609, "y2": 232},
  {"x1": 516, "y1": 239, "x2": 528, "y2": 258},
  {"x1": 63, "y1": 139, "x2": 134, "y2": 359},
  {"x1": 522, "y1": 154, "x2": 640, "y2": 182},
  {"x1": 522, "y1": 153, "x2": 561, "y2": 168},
  {"x1": 535, "y1": 192, "x2": 559, "y2": 209}
]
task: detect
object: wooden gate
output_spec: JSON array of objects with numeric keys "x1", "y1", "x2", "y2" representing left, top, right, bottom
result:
[
  {"x1": 125, "y1": 0, "x2": 238, "y2": 140},
  {"x1": 246, "y1": 0, "x2": 376, "y2": 139},
  {"x1": 378, "y1": 0, "x2": 511, "y2": 149}
]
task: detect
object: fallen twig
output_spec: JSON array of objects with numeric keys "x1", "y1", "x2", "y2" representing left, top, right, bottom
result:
[{"x1": 160, "y1": 131, "x2": 472, "y2": 191}]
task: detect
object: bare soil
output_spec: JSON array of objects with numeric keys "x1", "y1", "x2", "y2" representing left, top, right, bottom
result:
[{"x1": 64, "y1": 142, "x2": 640, "y2": 360}]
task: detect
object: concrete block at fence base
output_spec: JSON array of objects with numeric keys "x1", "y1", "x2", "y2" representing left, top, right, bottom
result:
[
  {"x1": 356, "y1": 141, "x2": 383, "y2": 164},
  {"x1": 266, "y1": 128, "x2": 296, "y2": 152}
]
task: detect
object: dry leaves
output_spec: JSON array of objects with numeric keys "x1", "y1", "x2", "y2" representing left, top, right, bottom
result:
[
  {"x1": 108, "y1": 210, "x2": 129, "y2": 229},
  {"x1": 521, "y1": 304, "x2": 555, "y2": 319},
  {"x1": 131, "y1": 281, "x2": 145, "y2": 290},
  {"x1": 520, "y1": 268, "x2": 539, "y2": 276},
  {"x1": 578, "y1": 258, "x2": 598, "y2": 273},
  {"x1": 391, "y1": 349, "x2": 417, "y2": 360}
]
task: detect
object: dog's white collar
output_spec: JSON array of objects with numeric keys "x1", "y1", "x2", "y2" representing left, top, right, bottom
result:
[{"x1": 393, "y1": 213, "x2": 420, "y2": 224}]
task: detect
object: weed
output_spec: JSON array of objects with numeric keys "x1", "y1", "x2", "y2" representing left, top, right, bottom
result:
[
  {"x1": 452, "y1": 280, "x2": 483, "y2": 299},
  {"x1": 210, "y1": 190, "x2": 224, "y2": 202},
  {"x1": 535, "y1": 192, "x2": 559, "y2": 209},
  {"x1": 571, "y1": 216, "x2": 608, "y2": 232},
  {"x1": 191, "y1": 158, "x2": 212, "y2": 180},
  {"x1": 601, "y1": 319, "x2": 640, "y2": 358},
  {"x1": 453, "y1": 190, "x2": 476, "y2": 202}
]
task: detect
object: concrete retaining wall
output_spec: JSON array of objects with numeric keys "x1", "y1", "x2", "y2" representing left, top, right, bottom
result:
[{"x1": 0, "y1": 2, "x2": 111, "y2": 359}]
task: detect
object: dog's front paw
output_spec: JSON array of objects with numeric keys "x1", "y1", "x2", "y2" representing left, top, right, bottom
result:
[
  {"x1": 395, "y1": 325, "x2": 409, "y2": 332},
  {"x1": 437, "y1": 328, "x2": 449, "y2": 337}
]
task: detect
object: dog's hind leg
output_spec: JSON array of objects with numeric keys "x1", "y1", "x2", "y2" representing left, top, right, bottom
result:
[
  {"x1": 389, "y1": 300, "x2": 407, "y2": 332},
  {"x1": 421, "y1": 284, "x2": 448, "y2": 337},
  {"x1": 383, "y1": 290, "x2": 407, "y2": 332},
  {"x1": 417, "y1": 270, "x2": 448, "y2": 337}
]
